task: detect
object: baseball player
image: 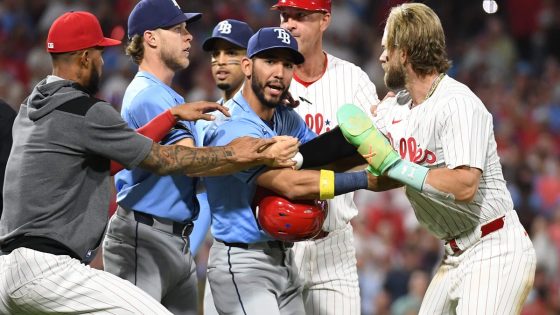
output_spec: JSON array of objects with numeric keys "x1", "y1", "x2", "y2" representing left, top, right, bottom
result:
[
  {"x1": 273, "y1": 1, "x2": 380, "y2": 314},
  {"x1": 191, "y1": 19, "x2": 255, "y2": 256},
  {"x1": 203, "y1": 27, "x2": 379, "y2": 315},
  {"x1": 193, "y1": 19, "x2": 254, "y2": 315},
  {"x1": 102, "y1": 1, "x2": 298, "y2": 313},
  {"x1": 0, "y1": 11, "x2": 289, "y2": 314},
  {"x1": 338, "y1": 3, "x2": 537, "y2": 314}
]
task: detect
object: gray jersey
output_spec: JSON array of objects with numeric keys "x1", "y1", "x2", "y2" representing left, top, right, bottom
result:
[{"x1": 0, "y1": 77, "x2": 152, "y2": 260}]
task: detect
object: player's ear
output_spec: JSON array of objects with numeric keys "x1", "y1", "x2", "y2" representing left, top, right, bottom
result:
[
  {"x1": 241, "y1": 57, "x2": 252, "y2": 78},
  {"x1": 143, "y1": 30, "x2": 158, "y2": 48},
  {"x1": 320, "y1": 12, "x2": 331, "y2": 32}
]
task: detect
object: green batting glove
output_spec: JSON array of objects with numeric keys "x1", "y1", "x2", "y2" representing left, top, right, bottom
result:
[{"x1": 337, "y1": 104, "x2": 400, "y2": 175}]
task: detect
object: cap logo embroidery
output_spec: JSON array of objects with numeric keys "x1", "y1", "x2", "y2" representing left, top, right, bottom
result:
[
  {"x1": 274, "y1": 28, "x2": 291, "y2": 44},
  {"x1": 217, "y1": 21, "x2": 232, "y2": 34},
  {"x1": 48, "y1": 43, "x2": 54, "y2": 49}
]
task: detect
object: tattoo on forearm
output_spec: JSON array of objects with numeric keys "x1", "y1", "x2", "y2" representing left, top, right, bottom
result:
[{"x1": 141, "y1": 143, "x2": 241, "y2": 176}]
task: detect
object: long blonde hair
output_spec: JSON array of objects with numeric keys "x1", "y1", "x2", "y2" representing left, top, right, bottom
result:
[{"x1": 385, "y1": 3, "x2": 451, "y2": 76}]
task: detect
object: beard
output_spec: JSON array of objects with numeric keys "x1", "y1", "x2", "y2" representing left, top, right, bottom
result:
[
  {"x1": 217, "y1": 82, "x2": 232, "y2": 91},
  {"x1": 250, "y1": 68, "x2": 288, "y2": 109},
  {"x1": 384, "y1": 62, "x2": 407, "y2": 91},
  {"x1": 161, "y1": 46, "x2": 188, "y2": 72},
  {"x1": 85, "y1": 66, "x2": 101, "y2": 95}
]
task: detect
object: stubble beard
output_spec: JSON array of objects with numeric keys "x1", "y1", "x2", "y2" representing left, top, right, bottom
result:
[{"x1": 161, "y1": 47, "x2": 189, "y2": 72}]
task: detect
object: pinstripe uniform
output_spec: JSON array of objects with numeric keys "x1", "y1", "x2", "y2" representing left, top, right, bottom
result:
[
  {"x1": 288, "y1": 53, "x2": 379, "y2": 315},
  {"x1": 374, "y1": 76, "x2": 537, "y2": 314},
  {"x1": 0, "y1": 248, "x2": 171, "y2": 314}
]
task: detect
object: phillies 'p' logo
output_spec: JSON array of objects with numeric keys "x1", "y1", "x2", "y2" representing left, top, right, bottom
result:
[
  {"x1": 274, "y1": 28, "x2": 291, "y2": 44},
  {"x1": 217, "y1": 21, "x2": 232, "y2": 34}
]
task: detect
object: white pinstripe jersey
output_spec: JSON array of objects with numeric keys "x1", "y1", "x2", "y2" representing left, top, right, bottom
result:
[
  {"x1": 289, "y1": 53, "x2": 379, "y2": 231},
  {"x1": 374, "y1": 75, "x2": 512, "y2": 239}
]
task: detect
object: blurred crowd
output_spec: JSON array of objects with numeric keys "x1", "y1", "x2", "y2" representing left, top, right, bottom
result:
[{"x1": 1, "y1": 0, "x2": 559, "y2": 314}]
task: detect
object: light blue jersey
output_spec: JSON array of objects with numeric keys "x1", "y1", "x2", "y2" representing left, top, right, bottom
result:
[
  {"x1": 190, "y1": 98, "x2": 227, "y2": 255},
  {"x1": 204, "y1": 91, "x2": 316, "y2": 243},
  {"x1": 115, "y1": 71, "x2": 198, "y2": 222}
]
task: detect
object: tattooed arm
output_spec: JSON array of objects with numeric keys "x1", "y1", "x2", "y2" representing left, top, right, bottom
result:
[{"x1": 139, "y1": 136, "x2": 299, "y2": 177}]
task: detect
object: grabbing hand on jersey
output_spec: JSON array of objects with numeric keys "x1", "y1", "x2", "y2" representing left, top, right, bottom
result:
[
  {"x1": 255, "y1": 135, "x2": 300, "y2": 168},
  {"x1": 371, "y1": 91, "x2": 396, "y2": 117}
]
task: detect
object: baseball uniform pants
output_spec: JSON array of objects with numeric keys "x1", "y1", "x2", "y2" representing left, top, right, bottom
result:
[
  {"x1": 0, "y1": 247, "x2": 171, "y2": 314},
  {"x1": 206, "y1": 239, "x2": 304, "y2": 315},
  {"x1": 103, "y1": 207, "x2": 197, "y2": 315},
  {"x1": 292, "y1": 223, "x2": 360, "y2": 315},
  {"x1": 419, "y1": 210, "x2": 536, "y2": 315}
]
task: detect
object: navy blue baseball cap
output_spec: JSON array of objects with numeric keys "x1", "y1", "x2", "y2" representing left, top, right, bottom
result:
[
  {"x1": 202, "y1": 19, "x2": 254, "y2": 51},
  {"x1": 247, "y1": 27, "x2": 304, "y2": 64},
  {"x1": 128, "y1": 0, "x2": 202, "y2": 38}
]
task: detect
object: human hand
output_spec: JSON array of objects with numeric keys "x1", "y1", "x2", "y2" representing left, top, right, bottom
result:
[
  {"x1": 280, "y1": 91, "x2": 300, "y2": 108},
  {"x1": 371, "y1": 91, "x2": 396, "y2": 117},
  {"x1": 261, "y1": 135, "x2": 299, "y2": 168},
  {"x1": 170, "y1": 101, "x2": 230, "y2": 121},
  {"x1": 366, "y1": 173, "x2": 404, "y2": 192}
]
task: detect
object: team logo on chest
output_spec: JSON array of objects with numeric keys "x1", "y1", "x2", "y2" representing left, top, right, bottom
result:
[{"x1": 387, "y1": 133, "x2": 437, "y2": 164}]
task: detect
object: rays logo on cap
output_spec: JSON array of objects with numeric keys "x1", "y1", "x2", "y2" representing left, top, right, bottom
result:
[
  {"x1": 170, "y1": 0, "x2": 181, "y2": 9},
  {"x1": 274, "y1": 28, "x2": 291, "y2": 44},
  {"x1": 217, "y1": 20, "x2": 232, "y2": 34}
]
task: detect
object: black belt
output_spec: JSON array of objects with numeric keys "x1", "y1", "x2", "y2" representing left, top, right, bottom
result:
[
  {"x1": 217, "y1": 239, "x2": 293, "y2": 250},
  {"x1": 132, "y1": 211, "x2": 194, "y2": 238},
  {"x1": 0, "y1": 236, "x2": 81, "y2": 260}
]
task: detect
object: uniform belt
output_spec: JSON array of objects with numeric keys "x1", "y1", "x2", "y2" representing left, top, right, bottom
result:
[
  {"x1": 217, "y1": 239, "x2": 293, "y2": 250},
  {"x1": 117, "y1": 207, "x2": 194, "y2": 238},
  {"x1": 445, "y1": 215, "x2": 505, "y2": 255}
]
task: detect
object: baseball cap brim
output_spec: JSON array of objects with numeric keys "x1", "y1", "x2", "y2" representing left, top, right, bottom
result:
[
  {"x1": 98, "y1": 37, "x2": 122, "y2": 48},
  {"x1": 251, "y1": 46, "x2": 304, "y2": 65},
  {"x1": 161, "y1": 12, "x2": 202, "y2": 29},
  {"x1": 202, "y1": 37, "x2": 246, "y2": 51}
]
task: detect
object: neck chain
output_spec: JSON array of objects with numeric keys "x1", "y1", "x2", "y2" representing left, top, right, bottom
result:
[{"x1": 425, "y1": 73, "x2": 445, "y2": 101}]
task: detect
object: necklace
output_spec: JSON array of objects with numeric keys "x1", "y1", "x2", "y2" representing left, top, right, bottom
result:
[{"x1": 425, "y1": 73, "x2": 445, "y2": 101}]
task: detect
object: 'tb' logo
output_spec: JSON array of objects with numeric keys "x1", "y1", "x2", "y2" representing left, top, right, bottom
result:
[
  {"x1": 274, "y1": 28, "x2": 291, "y2": 44},
  {"x1": 217, "y1": 21, "x2": 232, "y2": 34}
]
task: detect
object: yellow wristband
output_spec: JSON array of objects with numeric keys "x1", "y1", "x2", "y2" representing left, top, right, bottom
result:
[{"x1": 319, "y1": 170, "x2": 335, "y2": 200}]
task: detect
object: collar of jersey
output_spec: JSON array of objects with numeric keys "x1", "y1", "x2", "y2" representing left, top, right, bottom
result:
[
  {"x1": 231, "y1": 90, "x2": 276, "y2": 136},
  {"x1": 135, "y1": 71, "x2": 182, "y2": 100}
]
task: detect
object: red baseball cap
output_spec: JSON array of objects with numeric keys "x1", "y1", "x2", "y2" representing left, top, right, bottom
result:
[
  {"x1": 271, "y1": 0, "x2": 331, "y2": 13},
  {"x1": 46, "y1": 11, "x2": 121, "y2": 53}
]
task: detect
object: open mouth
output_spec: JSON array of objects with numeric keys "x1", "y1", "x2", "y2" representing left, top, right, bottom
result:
[
  {"x1": 266, "y1": 83, "x2": 284, "y2": 97},
  {"x1": 215, "y1": 69, "x2": 230, "y2": 80}
]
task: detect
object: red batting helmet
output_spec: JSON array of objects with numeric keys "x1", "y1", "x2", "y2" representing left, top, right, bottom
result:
[
  {"x1": 256, "y1": 195, "x2": 327, "y2": 242},
  {"x1": 271, "y1": 0, "x2": 332, "y2": 13}
]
